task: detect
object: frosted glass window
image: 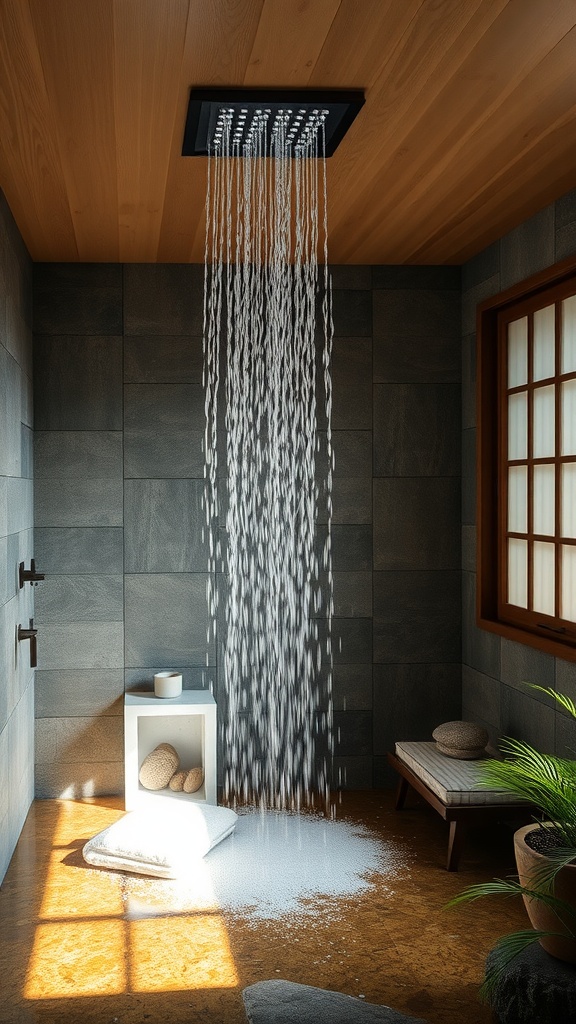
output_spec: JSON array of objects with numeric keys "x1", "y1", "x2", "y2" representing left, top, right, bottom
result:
[
  {"x1": 533, "y1": 304, "x2": 555, "y2": 381},
  {"x1": 561, "y1": 379, "x2": 576, "y2": 455},
  {"x1": 561, "y1": 295, "x2": 576, "y2": 374},
  {"x1": 532, "y1": 385, "x2": 555, "y2": 458},
  {"x1": 508, "y1": 318, "x2": 528, "y2": 387},
  {"x1": 508, "y1": 466, "x2": 527, "y2": 533},
  {"x1": 562, "y1": 463, "x2": 576, "y2": 538},
  {"x1": 533, "y1": 541, "x2": 555, "y2": 616},
  {"x1": 533, "y1": 464, "x2": 555, "y2": 536},
  {"x1": 508, "y1": 538, "x2": 527, "y2": 608},
  {"x1": 508, "y1": 392, "x2": 527, "y2": 460},
  {"x1": 561, "y1": 545, "x2": 576, "y2": 622}
]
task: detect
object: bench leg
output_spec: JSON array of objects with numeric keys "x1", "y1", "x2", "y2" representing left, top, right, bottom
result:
[
  {"x1": 446, "y1": 819, "x2": 465, "y2": 871},
  {"x1": 394, "y1": 775, "x2": 410, "y2": 810}
]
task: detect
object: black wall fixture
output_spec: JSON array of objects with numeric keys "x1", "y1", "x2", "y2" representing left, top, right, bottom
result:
[{"x1": 182, "y1": 88, "x2": 365, "y2": 158}]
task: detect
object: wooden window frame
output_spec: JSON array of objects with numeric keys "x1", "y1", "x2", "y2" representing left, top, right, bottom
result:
[{"x1": 477, "y1": 253, "x2": 576, "y2": 662}]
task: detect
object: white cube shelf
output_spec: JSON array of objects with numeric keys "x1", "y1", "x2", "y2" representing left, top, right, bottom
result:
[{"x1": 124, "y1": 690, "x2": 217, "y2": 810}]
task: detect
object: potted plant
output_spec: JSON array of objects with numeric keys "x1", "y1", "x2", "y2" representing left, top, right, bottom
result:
[{"x1": 448, "y1": 685, "x2": 576, "y2": 995}]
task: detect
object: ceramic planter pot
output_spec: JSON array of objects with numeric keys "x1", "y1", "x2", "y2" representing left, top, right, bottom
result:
[{"x1": 514, "y1": 822, "x2": 576, "y2": 963}]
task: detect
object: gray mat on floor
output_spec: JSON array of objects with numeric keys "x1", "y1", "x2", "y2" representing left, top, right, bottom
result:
[{"x1": 242, "y1": 981, "x2": 430, "y2": 1024}]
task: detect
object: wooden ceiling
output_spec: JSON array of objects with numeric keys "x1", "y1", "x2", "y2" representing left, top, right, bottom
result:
[{"x1": 1, "y1": 0, "x2": 576, "y2": 265}]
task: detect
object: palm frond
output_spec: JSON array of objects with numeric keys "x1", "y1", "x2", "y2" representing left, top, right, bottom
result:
[
  {"x1": 529, "y1": 685, "x2": 576, "y2": 719},
  {"x1": 445, "y1": 878, "x2": 576, "y2": 920},
  {"x1": 480, "y1": 930, "x2": 549, "y2": 1001}
]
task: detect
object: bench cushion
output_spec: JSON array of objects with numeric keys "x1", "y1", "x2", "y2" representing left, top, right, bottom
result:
[{"x1": 395, "y1": 741, "x2": 524, "y2": 807}]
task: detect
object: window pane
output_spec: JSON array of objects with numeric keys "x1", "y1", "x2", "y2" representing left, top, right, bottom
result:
[
  {"x1": 533, "y1": 464, "x2": 555, "y2": 536},
  {"x1": 532, "y1": 384, "x2": 555, "y2": 458},
  {"x1": 533, "y1": 304, "x2": 555, "y2": 381},
  {"x1": 561, "y1": 379, "x2": 576, "y2": 455},
  {"x1": 508, "y1": 538, "x2": 527, "y2": 608},
  {"x1": 561, "y1": 545, "x2": 576, "y2": 622},
  {"x1": 533, "y1": 541, "x2": 555, "y2": 616},
  {"x1": 508, "y1": 317, "x2": 528, "y2": 387},
  {"x1": 508, "y1": 392, "x2": 527, "y2": 460},
  {"x1": 562, "y1": 463, "x2": 576, "y2": 538},
  {"x1": 561, "y1": 295, "x2": 576, "y2": 374},
  {"x1": 508, "y1": 466, "x2": 527, "y2": 533}
]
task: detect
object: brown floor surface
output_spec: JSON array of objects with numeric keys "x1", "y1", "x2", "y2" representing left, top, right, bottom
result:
[{"x1": 0, "y1": 791, "x2": 529, "y2": 1024}]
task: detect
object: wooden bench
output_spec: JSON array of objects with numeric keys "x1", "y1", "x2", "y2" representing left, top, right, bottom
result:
[{"x1": 387, "y1": 742, "x2": 534, "y2": 871}]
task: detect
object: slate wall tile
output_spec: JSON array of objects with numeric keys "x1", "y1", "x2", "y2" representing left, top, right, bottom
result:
[
  {"x1": 500, "y1": 684, "x2": 555, "y2": 754},
  {"x1": 33, "y1": 264, "x2": 122, "y2": 335},
  {"x1": 331, "y1": 338, "x2": 372, "y2": 384},
  {"x1": 461, "y1": 665, "x2": 501, "y2": 730},
  {"x1": 332, "y1": 571, "x2": 372, "y2": 618},
  {"x1": 124, "y1": 574, "x2": 214, "y2": 667},
  {"x1": 461, "y1": 274, "x2": 500, "y2": 336},
  {"x1": 318, "y1": 430, "x2": 372, "y2": 478},
  {"x1": 332, "y1": 289, "x2": 372, "y2": 337},
  {"x1": 34, "y1": 761, "x2": 123, "y2": 799},
  {"x1": 373, "y1": 289, "x2": 460, "y2": 382},
  {"x1": 34, "y1": 479, "x2": 123, "y2": 527},
  {"x1": 373, "y1": 266, "x2": 461, "y2": 291},
  {"x1": 35, "y1": 670, "x2": 124, "y2": 718},
  {"x1": 555, "y1": 659, "x2": 576, "y2": 704},
  {"x1": 373, "y1": 571, "x2": 461, "y2": 664},
  {"x1": 124, "y1": 383, "x2": 205, "y2": 478},
  {"x1": 461, "y1": 428, "x2": 476, "y2": 526},
  {"x1": 38, "y1": 622, "x2": 124, "y2": 670},
  {"x1": 124, "y1": 335, "x2": 202, "y2": 383},
  {"x1": 316, "y1": 524, "x2": 372, "y2": 571},
  {"x1": 500, "y1": 638, "x2": 556, "y2": 700},
  {"x1": 34, "y1": 575, "x2": 124, "y2": 624},
  {"x1": 333, "y1": 756, "x2": 373, "y2": 790},
  {"x1": 373, "y1": 478, "x2": 460, "y2": 571},
  {"x1": 461, "y1": 242, "x2": 500, "y2": 293},
  {"x1": 316, "y1": 617, "x2": 373, "y2": 665},
  {"x1": 333, "y1": 663, "x2": 373, "y2": 711},
  {"x1": 34, "y1": 432, "x2": 122, "y2": 478},
  {"x1": 461, "y1": 525, "x2": 476, "y2": 573},
  {"x1": 373, "y1": 663, "x2": 461, "y2": 755},
  {"x1": 334, "y1": 711, "x2": 373, "y2": 756},
  {"x1": 500, "y1": 204, "x2": 555, "y2": 291},
  {"x1": 555, "y1": 189, "x2": 576, "y2": 262},
  {"x1": 34, "y1": 336, "x2": 122, "y2": 430},
  {"x1": 462, "y1": 571, "x2": 500, "y2": 678},
  {"x1": 329, "y1": 266, "x2": 372, "y2": 289},
  {"x1": 331, "y1": 384, "x2": 372, "y2": 429},
  {"x1": 124, "y1": 479, "x2": 208, "y2": 572},
  {"x1": 34, "y1": 527, "x2": 123, "y2": 575},
  {"x1": 462, "y1": 333, "x2": 476, "y2": 430},
  {"x1": 318, "y1": 478, "x2": 372, "y2": 525},
  {"x1": 373, "y1": 384, "x2": 460, "y2": 477},
  {"x1": 123, "y1": 264, "x2": 203, "y2": 335}
]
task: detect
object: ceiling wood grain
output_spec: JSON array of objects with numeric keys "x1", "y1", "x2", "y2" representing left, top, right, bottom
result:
[{"x1": 0, "y1": 0, "x2": 575, "y2": 264}]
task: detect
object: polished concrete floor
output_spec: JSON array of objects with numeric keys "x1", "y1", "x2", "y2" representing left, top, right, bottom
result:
[{"x1": 0, "y1": 791, "x2": 529, "y2": 1024}]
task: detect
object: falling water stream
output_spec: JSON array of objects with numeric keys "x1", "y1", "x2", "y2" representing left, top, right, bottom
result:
[{"x1": 203, "y1": 107, "x2": 334, "y2": 812}]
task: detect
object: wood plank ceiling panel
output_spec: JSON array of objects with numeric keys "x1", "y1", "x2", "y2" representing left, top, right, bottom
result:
[
  {"x1": 157, "y1": 0, "x2": 264, "y2": 262},
  {"x1": 243, "y1": 0, "x2": 341, "y2": 86},
  {"x1": 337, "y1": 0, "x2": 576, "y2": 264},
  {"x1": 29, "y1": 0, "x2": 119, "y2": 261},
  {"x1": 0, "y1": 0, "x2": 77, "y2": 260},
  {"x1": 1, "y1": 0, "x2": 576, "y2": 263},
  {"x1": 325, "y1": 0, "x2": 511, "y2": 260},
  {"x1": 112, "y1": 0, "x2": 189, "y2": 263}
]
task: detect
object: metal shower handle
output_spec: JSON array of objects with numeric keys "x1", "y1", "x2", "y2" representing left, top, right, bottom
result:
[{"x1": 18, "y1": 619, "x2": 38, "y2": 668}]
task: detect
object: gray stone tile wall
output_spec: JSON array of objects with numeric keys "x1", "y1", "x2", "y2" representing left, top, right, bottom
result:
[
  {"x1": 461, "y1": 191, "x2": 576, "y2": 756},
  {"x1": 33, "y1": 261, "x2": 463, "y2": 798},
  {"x1": 0, "y1": 191, "x2": 34, "y2": 884}
]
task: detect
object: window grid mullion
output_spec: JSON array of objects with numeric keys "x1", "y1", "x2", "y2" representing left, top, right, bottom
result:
[{"x1": 527, "y1": 312, "x2": 534, "y2": 614}]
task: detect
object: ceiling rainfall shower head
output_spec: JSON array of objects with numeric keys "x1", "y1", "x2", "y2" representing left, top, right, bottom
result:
[{"x1": 182, "y1": 88, "x2": 365, "y2": 158}]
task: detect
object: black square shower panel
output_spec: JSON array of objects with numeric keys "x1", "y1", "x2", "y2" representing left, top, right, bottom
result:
[{"x1": 182, "y1": 88, "x2": 365, "y2": 158}]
